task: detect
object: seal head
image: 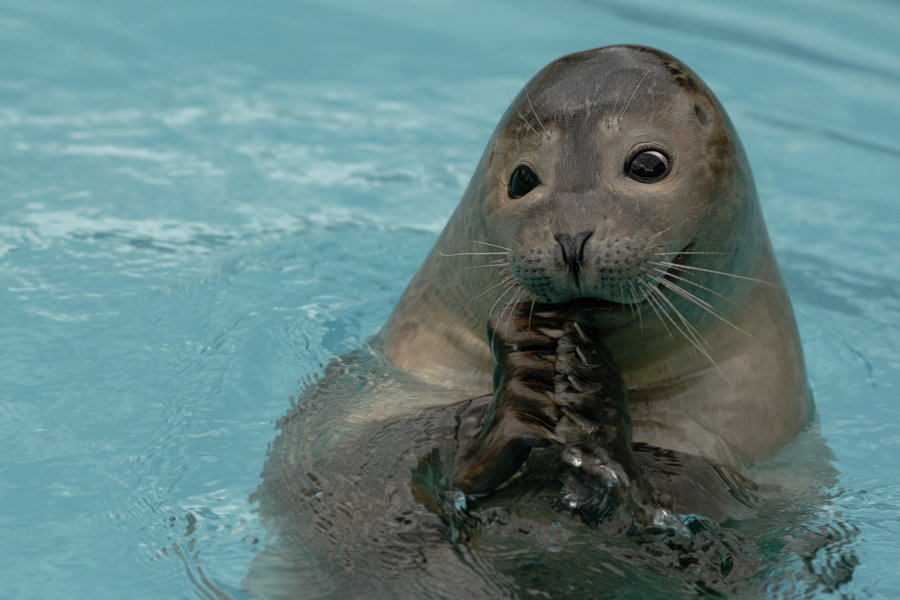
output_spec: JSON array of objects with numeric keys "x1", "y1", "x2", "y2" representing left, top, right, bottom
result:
[{"x1": 496, "y1": 47, "x2": 746, "y2": 306}]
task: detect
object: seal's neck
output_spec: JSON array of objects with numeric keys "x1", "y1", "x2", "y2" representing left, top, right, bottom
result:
[{"x1": 379, "y1": 199, "x2": 499, "y2": 391}]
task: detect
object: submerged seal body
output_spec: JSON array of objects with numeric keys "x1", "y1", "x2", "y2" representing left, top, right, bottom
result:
[
  {"x1": 382, "y1": 44, "x2": 808, "y2": 467},
  {"x1": 249, "y1": 45, "x2": 823, "y2": 599}
]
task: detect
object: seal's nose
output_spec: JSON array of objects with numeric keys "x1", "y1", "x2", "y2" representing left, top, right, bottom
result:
[{"x1": 554, "y1": 231, "x2": 593, "y2": 289}]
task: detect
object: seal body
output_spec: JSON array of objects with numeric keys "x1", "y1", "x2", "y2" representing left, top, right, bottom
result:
[
  {"x1": 249, "y1": 45, "x2": 820, "y2": 598},
  {"x1": 381, "y1": 45, "x2": 808, "y2": 467}
]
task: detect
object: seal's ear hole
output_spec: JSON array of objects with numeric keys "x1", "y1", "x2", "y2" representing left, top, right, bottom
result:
[
  {"x1": 694, "y1": 103, "x2": 709, "y2": 126},
  {"x1": 508, "y1": 165, "x2": 540, "y2": 199}
]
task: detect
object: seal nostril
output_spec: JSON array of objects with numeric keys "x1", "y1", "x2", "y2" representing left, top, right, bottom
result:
[
  {"x1": 576, "y1": 231, "x2": 593, "y2": 264},
  {"x1": 554, "y1": 231, "x2": 594, "y2": 289},
  {"x1": 555, "y1": 233, "x2": 571, "y2": 268}
]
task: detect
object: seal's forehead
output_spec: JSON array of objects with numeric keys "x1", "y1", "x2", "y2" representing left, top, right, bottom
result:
[{"x1": 528, "y1": 45, "x2": 710, "y2": 116}]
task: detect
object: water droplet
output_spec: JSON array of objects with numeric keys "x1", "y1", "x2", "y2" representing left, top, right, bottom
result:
[{"x1": 562, "y1": 493, "x2": 579, "y2": 509}]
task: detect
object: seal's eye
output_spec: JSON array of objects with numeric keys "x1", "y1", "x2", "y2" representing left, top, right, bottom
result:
[
  {"x1": 508, "y1": 165, "x2": 540, "y2": 198},
  {"x1": 625, "y1": 150, "x2": 671, "y2": 183}
]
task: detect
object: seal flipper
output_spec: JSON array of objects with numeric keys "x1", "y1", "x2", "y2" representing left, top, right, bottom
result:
[
  {"x1": 551, "y1": 316, "x2": 660, "y2": 524},
  {"x1": 451, "y1": 302, "x2": 658, "y2": 521},
  {"x1": 450, "y1": 301, "x2": 759, "y2": 526},
  {"x1": 632, "y1": 444, "x2": 758, "y2": 522},
  {"x1": 451, "y1": 305, "x2": 562, "y2": 496}
]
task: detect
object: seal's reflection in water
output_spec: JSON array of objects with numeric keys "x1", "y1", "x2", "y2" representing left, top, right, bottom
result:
[{"x1": 246, "y1": 327, "x2": 853, "y2": 599}]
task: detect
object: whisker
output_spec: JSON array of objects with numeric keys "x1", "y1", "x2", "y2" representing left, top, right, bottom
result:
[
  {"x1": 642, "y1": 280, "x2": 733, "y2": 387},
  {"x1": 473, "y1": 275, "x2": 515, "y2": 301},
  {"x1": 652, "y1": 261, "x2": 774, "y2": 286},
  {"x1": 644, "y1": 212, "x2": 701, "y2": 245},
  {"x1": 440, "y1": 251, "x2": 509, "y2": 257},
  {"x1": 643, "y1": 283, "x2": 710, "y2": 360},
  {"x1": 610, "y1": 87, "x2": 621, "y2": 122},
  {"x1": 645, "y1": 271, "x2": 754, "y2": 338},
  {"x1": 509, "y1": 93, "x2": 542, "y2": 139},
  {"x1": 618, "y1": 276, "x2": 640, "y2": 326},
  {"x1": 527, "y1": 299, "x2": 536, "y2": 331},
  {"x1": 627, "y1": 277, "x2": 644, "y2": 332},
  {"x1": 502, "y1": 288, "x2": 527, "y2": 336},
  {"x1": 653, "y1": 251, "x2": 730, "y2": 256},
  {"x1": 619, "y1": 68, "x2": 650, "y2": 120},
  {"x1": 459, "y1": 262, "x2": 509, "y2": 271},
  {"x1": 643, "y1": 271, "x2": 714, "y2": 310},
  {"x1": 487, "y1": 283, "x2": 518, "y2": 362},
  {"x1": 646, "y1": 280, "x2": 707, "y2": 349},
  {"x1": 524, "y1": 84, "x2": 550, "y2": 141},
  {"x1": 618, "y1": 277, "x2": 631, "y2": 319},
  {"x1": 645, "y1": 224, "x2": 675, "y2": 242},
  {"x1": 638, "y1": 280, "x2": 673, "y2": 339},
  {"x1": 650, "y1": 267, "x2": 730, "y2": 302},
  {"x1": 487, "y1": 281, "x2": 516, "y2": 316},
  {"x1": 468, "y1": 240, "x2": 512, "y2": 251}
]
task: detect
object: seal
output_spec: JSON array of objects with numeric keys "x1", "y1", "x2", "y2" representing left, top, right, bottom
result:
[
  {"x1": 381, "y1": 44, "x2": 809, "y2": 468},
  {"x1": 248, "y1": 45, "x2": 822, "y2": 599}
]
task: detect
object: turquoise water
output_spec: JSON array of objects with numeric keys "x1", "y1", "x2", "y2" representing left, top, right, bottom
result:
[{"x1": 1, "y1": 0, "x2": 898, "y2": 598}]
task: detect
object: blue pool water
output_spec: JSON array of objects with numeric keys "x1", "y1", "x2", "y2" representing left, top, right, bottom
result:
[{"x1": 1, "y1": 0, "x2": 899, "y2": 597}]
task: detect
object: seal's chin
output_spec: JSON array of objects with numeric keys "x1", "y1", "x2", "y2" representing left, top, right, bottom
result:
[
  {"x1": 520, "y1": 282, "x2": 650, "y2": 308},
  {"x1": 524, "y1": 289, "x2": 642, "y2": 309}
]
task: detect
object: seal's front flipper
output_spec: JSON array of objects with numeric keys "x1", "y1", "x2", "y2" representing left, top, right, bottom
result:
[
  {"x1": 551, "y1": 317, "x2": 660, "y2": 524},
  {"x1": 451, "y1": 303, "x2": 564, "y2": 496},
  {"x1": 633, "y1": 444, "x2": 759, "y2": 522},
  {"x1": 450, "y1": 302, "x2": 652, "y2": 511},
  {"x1": 553, "y1": 319, "x2": 637, "y2": 482}
]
